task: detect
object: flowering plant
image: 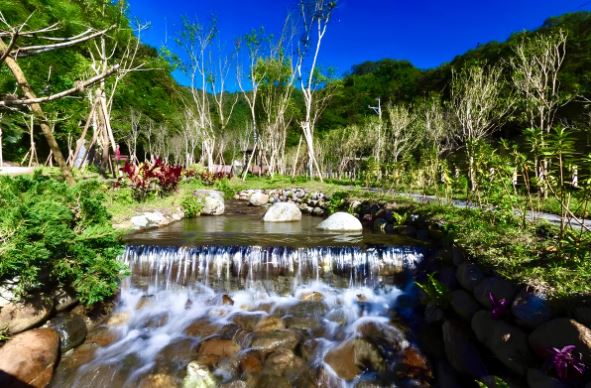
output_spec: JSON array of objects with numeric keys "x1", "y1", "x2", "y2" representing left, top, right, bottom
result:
[
  {"x1": 488, "y1": 291, "x2": 510, "y2": 319},
  {"x1": 547, "y1": 345, "x2": 585, "y2": 381}
]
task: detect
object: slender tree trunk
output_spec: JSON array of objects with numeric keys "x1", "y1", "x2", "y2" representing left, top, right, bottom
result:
[{"x1": 3, "y1": 53, "x2": 74, "y2": 184}]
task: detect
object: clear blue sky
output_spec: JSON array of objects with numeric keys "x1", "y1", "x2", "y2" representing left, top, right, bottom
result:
[{"x1": 127, "y1": 0, "x2": 591, "y2": 88}]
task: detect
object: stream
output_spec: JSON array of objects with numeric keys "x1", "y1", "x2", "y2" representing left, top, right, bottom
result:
[{"x1": 52, "y1": 215, "x2": 432, "y2": 387}]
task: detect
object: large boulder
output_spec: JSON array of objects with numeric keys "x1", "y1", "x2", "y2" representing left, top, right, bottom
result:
[
  {"x1": 0, "y1": 328, "x2": 60, "y2": 388},
  {"x1": 512, "y1": 289, "x2": 553, "y2": 328},
  {"x1": 263, "y1": 202, "x2": 302, "y2": 222},
  {"x1": 47, "y1": 313, "x2": 88, "y2": 353},
  {"x1": 317, "y1": 212, "x2": 363, "y2": 231},
  {"x1": 450, "y1": 289, "x2": 480, "y2": 321},
  {"x1": 441, "y1": 320, "x2": 487, "y2": 377},
  {"x1": 473, "y1": 277, "x2": 518, "y2": 308},
  {"x1": 249, "y1": 191, "x2": 269, "y2": 207},
  {"x1": 456, "y1": 262, "x2": 484, "y2": 291},
  {"x1": 529, "y1": 319, "x2": 591, "y2": 365},
  {"x1": 471, "y1": 310, "x2": 531, "y2": 376},
  {"x1": 0, "y1": 296, "x2": 53, "y2": 334},
  {"x1": 193, "y1": 190, "x2": 225, "y2": 215}
]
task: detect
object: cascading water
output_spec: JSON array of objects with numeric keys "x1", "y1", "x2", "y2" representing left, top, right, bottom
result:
[{"x1": 52, "y1": 217, "x2": 432, "y2": 388}]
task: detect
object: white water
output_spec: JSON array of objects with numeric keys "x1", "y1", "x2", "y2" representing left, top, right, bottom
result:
[{"x1": 56, "y1": 245, "x2": 425, "y2": 387}]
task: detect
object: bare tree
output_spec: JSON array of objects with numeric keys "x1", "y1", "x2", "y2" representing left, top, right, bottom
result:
[
  {"x1": 510, "y1": 29, "x2": 568, "y2": 196},
  {"x1": 450, "y1": 63, "x2": 512, "y2": 192},
  {"x1": 386, "y1": 104, "x2": 418, "y2": 163},
  {"x1": 296, "y1": 0, "x2": 336, "y2": 180}
]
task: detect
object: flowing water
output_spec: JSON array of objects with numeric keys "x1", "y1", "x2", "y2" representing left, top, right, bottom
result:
[{"x1": 52, "y1": 215, "x2": 431, "y2": 387}]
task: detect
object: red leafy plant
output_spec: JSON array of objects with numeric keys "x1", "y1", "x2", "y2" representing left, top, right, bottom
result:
[
  {"x1": 488, "y1": 291, "x2": 510, "y2": 319},
  {"x1": 547, "y1": 345, "x2": 586, "y2": 381},
  {"x1": 120, "y1": 158, "x2": 182, "y2": 201},
  {"x1": 200, "y1": 170, "x2": 230, "y2": 185}
]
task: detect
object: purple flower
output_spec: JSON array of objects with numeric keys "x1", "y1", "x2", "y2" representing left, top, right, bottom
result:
[
  {"x1": 488, "y1": 291, "x2": 509, "y2": 319},
  {"x1": 548, "y1": 345, "x2": 586, "y2": 381}
]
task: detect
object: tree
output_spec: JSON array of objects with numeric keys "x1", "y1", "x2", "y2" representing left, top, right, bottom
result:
[
  {"x1": 510, "y1": 29, "x2": 568, "y2": 197},
  {"x1": 296, "y1": 0, "x2": 337, "y2": 180},
  {"x1": 450, "y1": 63, "x2": 512, "y2": 194},
  {"x1": 0, "y1": 11, "x2": 117, "y2": 184}
]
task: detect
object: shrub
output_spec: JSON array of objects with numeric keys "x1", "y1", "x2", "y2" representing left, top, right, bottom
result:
[
  {"x1": 181, "y1": 195, "x2": 204, "y2": 218},
  {"x1": 120, "y1": 158, "x2": 183, "y2": 201},
  {"x1": 0, "y1": 173, "x2": 127, "y2": 305}
]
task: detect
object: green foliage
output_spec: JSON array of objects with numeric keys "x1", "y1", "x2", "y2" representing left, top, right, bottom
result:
[
  {"x1": 181, "y1": 196, "x2": 204, "y2": 218},
  {"x1": 0, "y1": 173, "x2": 126, "y2": 305},
  {"x1": 416, "y1": 273, "x2": 450, "y2": 307},
  {"x1": 215, "y1": 178, "x2": 237, "y2": 199},
  {"x1": 476, "y1": 377, "x2": 510, "y2": 388},
  {"x1": 326, "y1": 191, "x2": 349, "y2": 214}
]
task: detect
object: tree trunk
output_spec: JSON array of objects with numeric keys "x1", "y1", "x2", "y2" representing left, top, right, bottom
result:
[{"x1": 2, "y1": 52, "x2": 74, "y2": 184}]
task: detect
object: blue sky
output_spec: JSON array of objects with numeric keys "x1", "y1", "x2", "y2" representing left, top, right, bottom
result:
[{"x1": 128, "y1": 0, "x2": 591, "y2": 87}]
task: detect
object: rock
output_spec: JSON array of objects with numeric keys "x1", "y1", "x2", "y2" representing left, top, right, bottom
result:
[
  {"x1": 299, "y1": 291, "x2": 324, "y2": 302},
  {"x1": 263, "y1": 348, "x2": 297, "y2": 372},
  {"x1": 219, "y1": 381, "x2": 247, "y2": 388},
  {"x1": 131, "y1": 215, "x2": 149, "y2": 228},
  {"x1": 0, "y1": 296, "x2": 53, "y2": 334},
  {"x1": 324, "y1": 338, "x2": 385, "y2": 381},
  {"x1": 0, "y1": 328, "x2": 60, "y2": 388},
  {"x1": 280, "y1": 300, "x2": 327, "y2": 318},
  {"x1": 373, "y1": 218, "x2": 388, "y2": 232},
  {"x1": 107, "y1": 311, "x2": 130, "y2": 326},
  {"x1": 138, "y1": 373, "x2": 179, "y2": 388},
  {"x1": 145, "y1": 211, "x2": 166, "y2": 225},
  {"x1": 317, "y1": 212, "x2": 363, "y2": 231},
  {"x1": 249, "y1": 192, "x2": 269, "y2": 207},
  {"x1": 197, "y1": 338, "x2": 240, "y2": 366},
  {"x1": 473, "y1": 277, "x2": 518, "y2": 308},
  {"x1": 183, "y1": 361, "x2": 216, "y2": 388},
  {"x1": 0, "y1": 281, "x2": 18, "y2": 308},
  {"x1": 53, "y1": 288, "x2": 77, "y2": 312},
  {"x1": 451, "y1": 290, "x2": 480, "y2": 321},
  {"x1": 248, "y1": 329, "x2": 300, "y2": 353},
  {"x1": 263, "y1": 202, "x2": 302, "y2": 222},
  {"x1": 574, "y1": 307, "x2": 591, "y2": 328},
  {"x1": 442, "y1": 320, "x2": 487, "y2": 377},
  {"x1": 239, "y1": 351, "x2": 263, "y2": 375},
  {"x1": 312, "y1": 207, "x2": 325, "y2": 216},
  {"x1": 456, "y1": 262, "x2": 484, "y2": 291},
  {"x1": 512, "y1": 290, "x2": 552, "y2": 328},
  {"x1": 395, "y1": 347, "x2": 432, "y2": 382},
  {"x1": 529, "y1": 319, "x2": 591, "y2": 365},
  {"x1": 193, "y1": 190, "x2": 225, "y2": 216},
  {"x1": 526, "y1": 368, "x2": 567, "y2": 388},
  {"x1": 425, "y1": 302, "x2": 445, "y2": 324},
  {"x1": 471, "y1": 310, "x2": 531, "y2": 376},
  {"x1": 184, "y1": 318, "x2": 219, "y2": 338},
  {"x1": 47, "y1": 313, "x2": 87, "y2": 352},
  {"x1": 254, "y1": 316, "x2": 284, "y2": 332},
  {"x1": 230, "y1": 312, "x2": 263, "y2": 331},
  {"x1": 452, "y1": 246, "x2": 466, "y2": 266},
  {"x1": 356, "y1": 321, "x2": 409, "y2": 353}
]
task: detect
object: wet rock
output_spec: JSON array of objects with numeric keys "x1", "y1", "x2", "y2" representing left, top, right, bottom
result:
[
  {"x1": 231, "y1": 312, "x2": 263, "y2": 331},
  {"x1": 299, "y1": 291, "x2": 325, "y2": 302},
  {"x1": 0, "y1": 328, "x2": 59, "y2": 388},
  {"x1": 193, "y1": 190, "x2": 225, "y2": 215},
  {"x1": 442, "y1": 320, "x2": 487, "y2": 377},
  {"x1": 281, "y1": 300, "x2": 327, "y2": 318},
  {"x1": 219, "y1": 380, "x2": 247, "y2": 388},
  {"x1": 529, "y1": 319, "x2": 591, "y2": 365},
  {"x1": 222, "y1": 294, "x2": 234, "y2": 305},
  {"x1": 47, "y1": 313, "x2": 87, "y2": 352},
  {"x1": 263, "y1": 202, "x2": 302, "y2": 222},
  {"x1": 473, "y1": 277, "x2": 518, "y2": 308},
  {"x1": 184, "y1": 318, "x2": 219, "y2": 338},
  {"x1": 263, "y1": 348, "x2": 298, "y2": 372},
  {"x1": 86, "y1": 326, "x2": 118, "y2": 347},
  {"x1": 255, "y1": 374, "x2": 291, "y2": 388},
  {"x1": 53, "y1": 288, "x2": 78, "y2": 312},
  {"x1": 526, "y1": 368, "x2": 567, "y2": 388},
  {"x1": 155, "y1": 338, "x2": 200, "y2": 373},
  {"x1": 471, "y1": 310, "x2": 531, "y2": 376},
  {"x1": 0, "y1": 296, "x2": 53, "y2": 334},
  {"x1": 254, "y1": 316, "x2": 284, "y2": 332},
  {"x1": 324, "y1": 338, "x2": 385, "y2": 381},
  {"x1": 317, "y1": 212, "x2": 363, "y2": 231},
  {"x1": 450, "y1": 290, "x2": 480, "y2": 321},
  {"x1": 456, "y1": 262, "x2": 484, "y2": 291},
  {"x1": 197, "y1": 338, "x2": 240, "y2": 367},
  {"x1": 107, "y1": 311, "x2": 130, "y2": 326},
  {"x1": 284, "y1": 315, "x2": 324, "y2": 335},
  {"x1": 239, "y1": 351, "x2": 263, "y2": 375},
  {"x1": 357, "y1": 320, "x2": 409, "y2": 355},
  {"x1": 138, "y1": 373, "x2": 179, "y2": 388},
  {"x1": 395, "y1": 347, "x2": 432, "y2": 382},
  {"x1": 512, "y1": 289, "x2": 552, "y2": 328},
  {"x1": 300, "y1": 338, "x2": 321, "y2": 362},
  {"x1": 183, "y1": 361, "x2": 216, "y2": 388},
  {"x1": 249, "y1": 192, "x2": 269, "y2": 207},
  {"x1": 248, "y1": 329, "x2": 300, "y2": 353}
]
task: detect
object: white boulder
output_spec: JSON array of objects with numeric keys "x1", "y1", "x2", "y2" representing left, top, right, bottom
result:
[
  {"x1": 317, "y1": 212, "x2": 362, "y2": 231},
  {"x1": 249, "y1": 191, "x2": 270, "y2": 206},
  {"x1": 131, "y1": 215, "x2": 149, "y2": 229},
  {"x1": 193, "y1": 190, "x2": 225, "y2": 215},
  {"x1": 263, "y1": 202, "x2": 302, "y2": 222}
]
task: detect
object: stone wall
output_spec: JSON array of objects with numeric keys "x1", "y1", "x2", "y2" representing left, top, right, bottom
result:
[{"x1": 235, "y1": 189, "x2": 329, "y2": 216}]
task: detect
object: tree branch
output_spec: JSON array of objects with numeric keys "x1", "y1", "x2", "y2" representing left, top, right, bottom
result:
[
  {"x1": 0, "y1": 65, "x2": 119, "y2": 107},
  {"x1": 12, "y1": 26, "x2": 114, "y2": 57}
]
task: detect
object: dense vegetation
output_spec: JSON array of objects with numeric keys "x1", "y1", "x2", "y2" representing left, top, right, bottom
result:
[{"x1": 0, "y1": 173, "x2": 126, "y2": 305}]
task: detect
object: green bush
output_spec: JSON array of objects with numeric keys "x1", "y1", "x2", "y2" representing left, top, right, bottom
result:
[
  {"x1": 181, "y1": 195, "x2": 204, "y2": 218},
  {"x1": 0, "y1": 173, "x2": 127, "y2": 305}
]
